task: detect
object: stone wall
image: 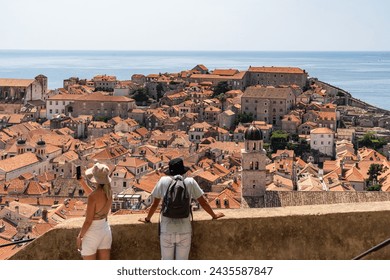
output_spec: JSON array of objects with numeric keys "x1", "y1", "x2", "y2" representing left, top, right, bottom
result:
[
  {"x1": 10, "y1": 202, "x2": 390, "y2": 260},
  {"x1": 264, "y1": 191, "x2": 390, "y2": 208}
]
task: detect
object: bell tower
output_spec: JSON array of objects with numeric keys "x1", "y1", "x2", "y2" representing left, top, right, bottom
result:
[
  {"x1": 35, "y1": 138, "x2": 46, "y2": 159},
  {"x1": 241, "y1": 125, "x2": 267, "y2": 197}
]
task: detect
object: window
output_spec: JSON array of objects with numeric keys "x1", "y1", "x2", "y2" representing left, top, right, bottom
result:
[{"x1": 49, "y1": 101, "x2": 52, "y2": 105}]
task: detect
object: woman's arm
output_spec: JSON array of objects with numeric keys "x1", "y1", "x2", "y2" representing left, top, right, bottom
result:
[{"x1": 77, "y1": 194, "x2": 96, "y2": 249}]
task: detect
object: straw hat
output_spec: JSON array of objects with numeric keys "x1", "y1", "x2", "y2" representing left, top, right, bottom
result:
[{"x1": 85, "y1": 162, "x2": 111, "y2": 184}]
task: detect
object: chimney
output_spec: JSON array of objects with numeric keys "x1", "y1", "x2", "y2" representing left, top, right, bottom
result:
[
  {"x1": 15, "y1": 205, "x2": 19, "y2": 215},
  {"x1": 0, "y1": 221, "x2": 5, "y2": 233},
  {"x1": 36, "y1": 197, "x2": 40, "y2": 205},
  {"x1": 76, "y1": 165, "x2": 81, "y2": 180},
  {"x1": 42, "y1": 209, "x2": 48, "y2": 222}
]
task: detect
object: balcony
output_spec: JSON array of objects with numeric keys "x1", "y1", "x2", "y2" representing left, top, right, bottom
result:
[{"x1": 9, "y1": 201, "x2": 390, "y2": 260}]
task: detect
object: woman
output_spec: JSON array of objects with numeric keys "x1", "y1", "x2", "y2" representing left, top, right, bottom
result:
[{"x1": 77, "y1": 162, "x2": 113, "y2": 260}]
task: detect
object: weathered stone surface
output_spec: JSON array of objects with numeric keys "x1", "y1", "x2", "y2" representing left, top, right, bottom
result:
[{"x1": 10, "y1": 202, "x2": 390, "y2": 260}]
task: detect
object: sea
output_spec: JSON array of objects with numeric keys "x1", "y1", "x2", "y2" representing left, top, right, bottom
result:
[{"x1": 0, "y1": 50, "x2": 390, "y2": 109}]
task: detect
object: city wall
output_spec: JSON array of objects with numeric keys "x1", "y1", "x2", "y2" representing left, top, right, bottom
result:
[
  {"x1": 265, "y1": 191, "x2": 390, "y2": 207},
  {"x1": 10, "y1": 202, "x2": 390, "y2": 260}
]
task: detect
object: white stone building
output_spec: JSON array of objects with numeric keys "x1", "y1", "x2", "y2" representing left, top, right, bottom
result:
[
  {"x1": 310, "y1": 127, "x2": 335, "y2": 157},
  {"x1": 46, "y1": 94, "x2": 78, "y2": 119}
]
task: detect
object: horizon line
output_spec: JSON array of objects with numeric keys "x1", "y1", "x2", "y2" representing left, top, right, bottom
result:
[{"x1": 1, "y1": 49, "x2": 390, "y2": 53}]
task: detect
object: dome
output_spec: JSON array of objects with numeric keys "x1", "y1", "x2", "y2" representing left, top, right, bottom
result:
[
  {"x1": 16, "y1": 138, "x2": 26, "y2": 145},
  {"x1": 244, "y1": 125, "x2": 263, "y2": 141},
  {"x1": 37, "y1": 139, "x2": 46, "y2": 146}
]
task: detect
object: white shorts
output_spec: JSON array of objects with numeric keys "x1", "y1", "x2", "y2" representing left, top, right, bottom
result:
[{"x1": 81, "y1": 219, "x2": 112, "y2": 256}]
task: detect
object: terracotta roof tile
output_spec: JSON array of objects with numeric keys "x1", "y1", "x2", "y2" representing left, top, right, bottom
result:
[
  {"x1": 248, "y1": 66, "x2": 305, "y2": 74},
  {"x1": 0, "y1": 153, "x2": 40, "y2": 173},
  {"x1": 0, "y1": 78, "x2": 35, "y2": 87}
]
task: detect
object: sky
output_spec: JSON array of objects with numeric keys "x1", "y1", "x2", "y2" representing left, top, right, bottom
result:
[{"x1": 0, "y1": 0, "x2": 389, "y2": 51}]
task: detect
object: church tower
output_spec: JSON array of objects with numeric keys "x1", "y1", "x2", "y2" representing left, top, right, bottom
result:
[
  {"x1": 16, "y1": 138, "x2": 27, "y2": 155},
  {"x1": 35, "y1": 138, "x2": 46, "y2": 159},
  {"x1": 241, "y1": 125, "x2": 267, "y2": 197}
]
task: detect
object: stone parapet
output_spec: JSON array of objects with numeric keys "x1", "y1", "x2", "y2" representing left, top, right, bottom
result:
[{"x1": 10, "y1": 202, "x2": 390, "y2": 260}]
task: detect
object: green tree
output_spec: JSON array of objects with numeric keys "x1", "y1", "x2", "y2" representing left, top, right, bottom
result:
[
  {"x1": 358, "y1": 132, "x2": 387, "y2": 151},
  {"x1": 367, "y1": 163, "x2": 385, "y2": 185},
  {"x1": 213, "y1": 81, "x2": 231, "y2": 97},
  {"x1": 132, "y1": 87, "x2": 149, "y2": 104},
  {"x1": 286, "y1": 139, "x2": 311, "y2": 157},
  {"x1": 234, "y1": 112, "x2": 254, "y2": 126},
  {"x1": 156, "y1": 83, "x2": 164, "y2": 101},
  {"x1": 367, "y1": 184, "x2": 382, "y2": 191},
  {"x1": 270, "y1": 130, "x2": 289, "y2": 152}
]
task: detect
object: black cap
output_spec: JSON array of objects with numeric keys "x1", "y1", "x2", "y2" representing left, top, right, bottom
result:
[{"x1": 166, "y1": 158, "x2": 190, "y2": 176}]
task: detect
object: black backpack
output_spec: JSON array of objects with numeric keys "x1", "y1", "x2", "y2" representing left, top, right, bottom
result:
[{"x1": 162, "y1": 177, "x2": 191, "y2": 219}]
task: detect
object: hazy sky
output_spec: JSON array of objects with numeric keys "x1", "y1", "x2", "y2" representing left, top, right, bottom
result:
[{"x1": 1, "y1": 0, "x2": 389, "y2": 51}]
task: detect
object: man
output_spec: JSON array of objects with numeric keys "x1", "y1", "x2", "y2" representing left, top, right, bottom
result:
[{"x1": 139, "y1": 157, "x2": 224, "y2": 260}]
